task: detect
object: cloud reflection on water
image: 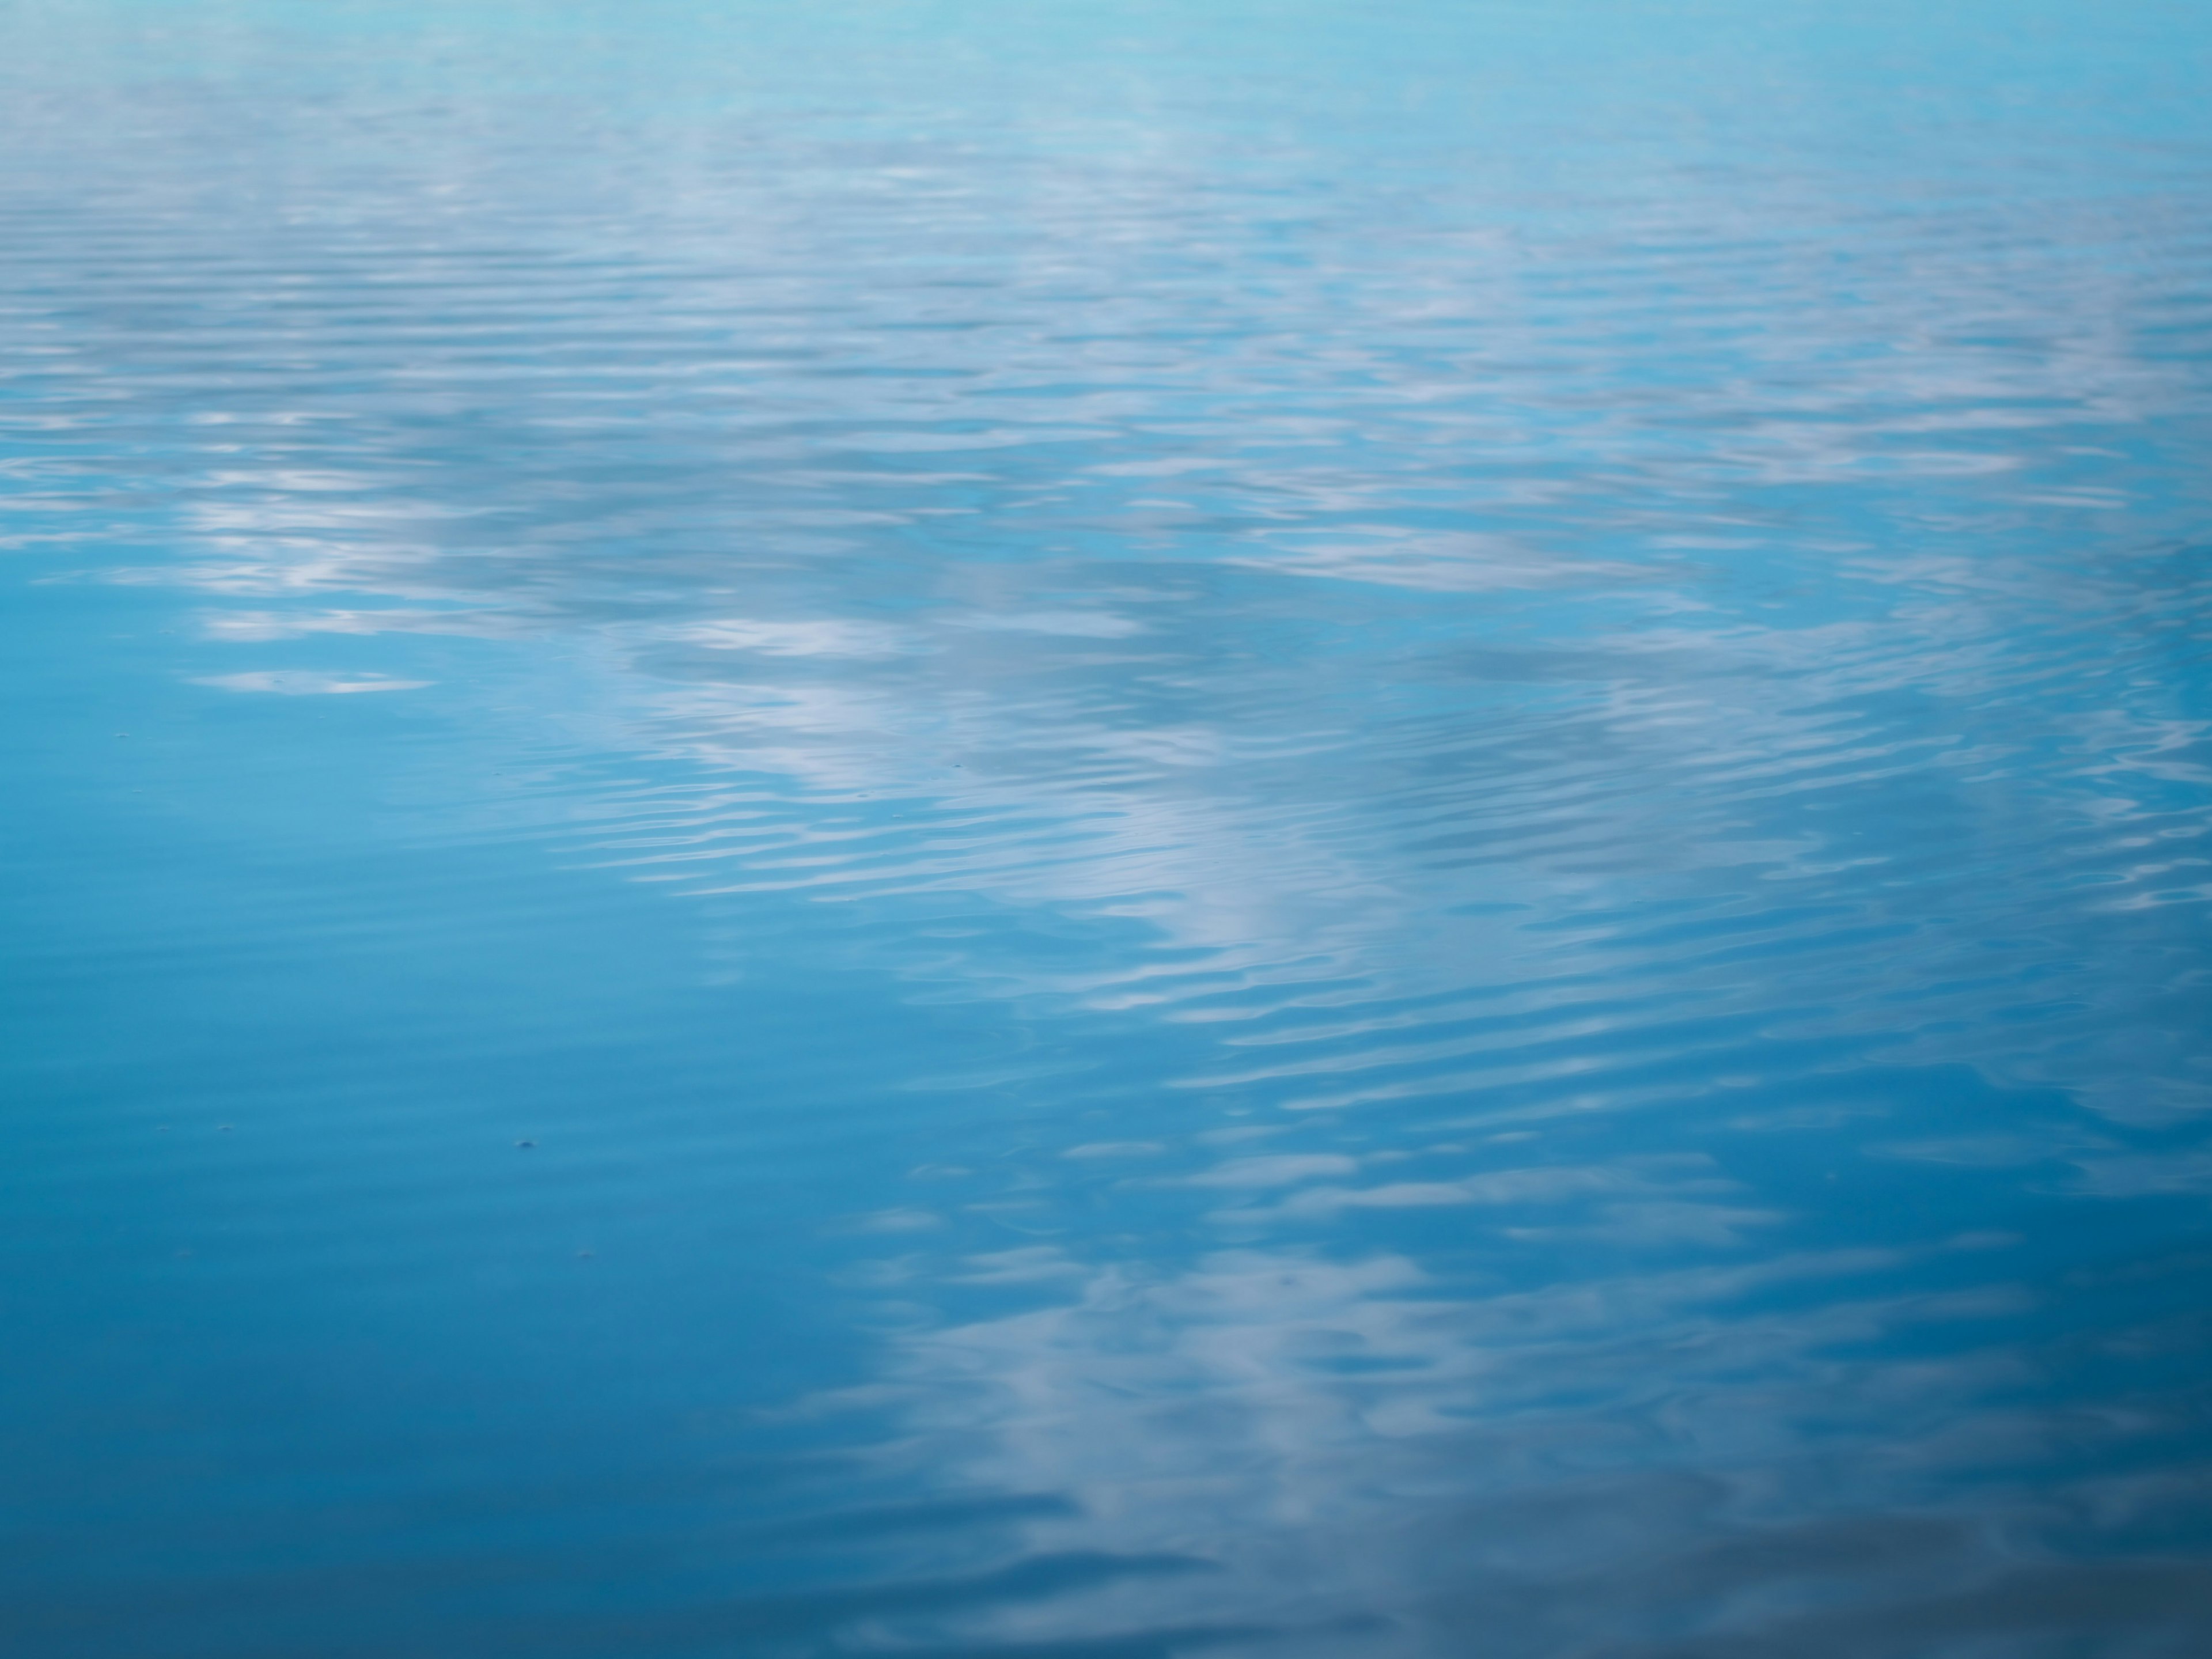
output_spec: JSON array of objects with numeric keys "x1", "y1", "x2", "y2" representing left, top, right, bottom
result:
[
  {"x1": 101, "y1": 122, "x2": 2212, "y2": 1650},
  {"x1": 9, "y1": 0, "x2": 2212, "y2": 1649}
]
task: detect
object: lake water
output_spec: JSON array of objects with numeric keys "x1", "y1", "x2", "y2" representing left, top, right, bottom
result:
[{"x1": 5, "y1": 3, "x2": 2212, "y2": 1654}]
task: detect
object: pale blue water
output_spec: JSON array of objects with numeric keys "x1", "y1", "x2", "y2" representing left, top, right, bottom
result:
[{"x1": 5, "y1": 2, "x2": 2212, "y2": 1654}]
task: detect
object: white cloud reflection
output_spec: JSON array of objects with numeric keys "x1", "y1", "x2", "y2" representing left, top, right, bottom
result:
[
  {"x1": 32, "y1": 46, "x2": 2212, "y2": 1647},
  {"x1": 190, "y1": 669, "x2": 430, "y2": 694},
  {"x1": 782, "y1": 1229, "x2": 2125, "y2": 1655}
]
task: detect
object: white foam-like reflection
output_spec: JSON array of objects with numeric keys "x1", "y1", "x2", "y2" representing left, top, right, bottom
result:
[
  {"x1": 190, "y1": 669, "x2": 430, "y2": 694},
  {"x1": 800, "y1": 1230, "x2": 2078, "y2": 1654}
]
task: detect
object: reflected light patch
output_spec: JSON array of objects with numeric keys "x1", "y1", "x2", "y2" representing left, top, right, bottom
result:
[{"x1": 189, "y1": 671, "x2": 432, "y2": 695}]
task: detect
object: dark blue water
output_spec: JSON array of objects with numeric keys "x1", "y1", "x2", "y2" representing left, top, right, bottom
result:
[{"x1": 5, "y1": 3, "x2": 2212, "y2": 1654}]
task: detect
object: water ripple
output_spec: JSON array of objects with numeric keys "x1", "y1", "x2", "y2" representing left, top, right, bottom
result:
[{"x1": 6, "y1": 1, "x2": 2212, "y2": 1654}]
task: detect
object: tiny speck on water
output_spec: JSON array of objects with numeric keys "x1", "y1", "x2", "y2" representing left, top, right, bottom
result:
[
  {"x1": 575, "y1": 1249, "x2": 593, "y2": 1258},
  {"x1": 217, "y1": 1124, "x2": 233, "y2": 1132},
  {"x1": 515, "y1": 1139, "x2": 536, "y2": 1149}
]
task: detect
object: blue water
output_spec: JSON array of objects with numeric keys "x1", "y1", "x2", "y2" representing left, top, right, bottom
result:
[{"x1": 5, "y1": 2, "x2": 2211, "y2": 1653}]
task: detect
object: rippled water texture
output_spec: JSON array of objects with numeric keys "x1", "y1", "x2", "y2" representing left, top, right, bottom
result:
[{"x1": 6, "y1": 2, "x2": 2212, "y2": 1654}]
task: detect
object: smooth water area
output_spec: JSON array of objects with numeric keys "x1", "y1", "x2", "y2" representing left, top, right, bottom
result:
[{"x1": 5, "y1": 3, "x2": 2211, "y2": 1654}]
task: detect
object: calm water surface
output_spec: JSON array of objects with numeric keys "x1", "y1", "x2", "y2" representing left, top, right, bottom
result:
[{"x1": 6, "y1": 2, "x2": 2212, "y2": 1654}]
